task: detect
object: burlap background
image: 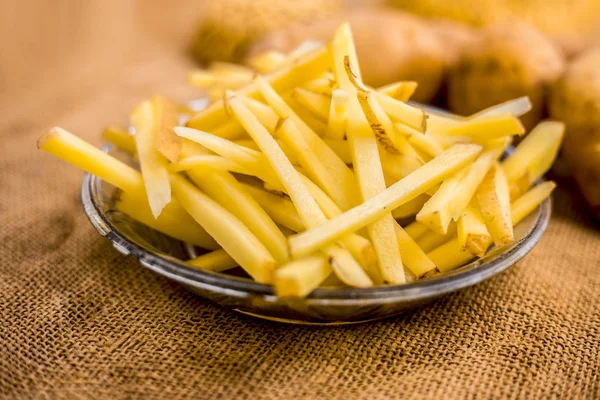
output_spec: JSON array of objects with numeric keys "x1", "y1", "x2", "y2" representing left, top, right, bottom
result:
[{"x1": 1, "y1": 2, "x2": 599, "y2": 399}]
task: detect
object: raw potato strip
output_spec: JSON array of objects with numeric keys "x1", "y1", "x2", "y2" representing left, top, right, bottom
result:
[
  {"x1": 391, "y1": 194, "x2": 429, "y2": 219},
  {"x1": 211, "y1": 120, "x2": 247, "y2": 140},
  {"x1": 394, "y1": 223, "x2": 437, "y2": 278},
  {"x1": 275, "y1": 254, "x2": 332, "y2": 297},
  {"x1": 416, "y1": 222, "x2": 457, "y2": 252},
  {"x1": 256, "y1": 76, "x2": 358, "y2": 210},
  {"x1": 186, "y1": 168, "x2": 289, "y2": 263},
  {"x1": 427, "y1": 239, "x2": 479, "y2": 274},
  {"x1": 39, "y1": 127, "x2": 143, "y2": 192},
  {"x1": 186, "y1": 46, "x2": 330, "y2": 131},
  {"x1": 303, "y1": 75, "x2": 335, "y2": 96},
  {"x1": 457, "y1": 201, "x2": 491, "y2": 256},
  {"x1": 502, "y1": 121, "x2": 565, "y2": 186},
  {"x1": 170, "y1": 155, "x2": 245, "y2": 174},
  {"x1": 152, "y1": 96, "x2": 182, "y2": 163},
  {"x1": 102, "y1": 125, "x2": 136, "y2": 155},
  {"x1": 394, "y1": 122, "x2": 443, "y2": 159},
  {"x1": 324, "y1": 139, "x2": 352, "y2": 163},
  {"x1": 246, "y1": 51, "x2": 287, "y2": 73},
  {"x1": 288, "y1": 143, "x2": 482, "y2": 258},
  {"x1": 171, "y1": 174, "x2": 275, "y2": 283},
  {"x1": 241, "y1": 183, "x2": 305, "y2": 233},
  {"x1": 380, "y1": 151, "x2": 424, "y2": 182},
  {"x1": 240, "y1": 96, "x2": 279, "y2": 133},
  {"x1": 372, "y1": 92, "x2": 427, "y2": 132},
  {"x1": 511, "y1": 181, "x2": 556, "y2": 224},
  {"x1": 477, "y1": 164, "x2": 514, "y2": 246},
  {"x1": 325, "y1": 90, "x2": 349, "y2": 140},
  {"x1": 377, "y1": 81, "x2": 418, "y2": 101},
  {"x1": 131, "y1": 100, "x2": 171, "y2": 218},
  {"x1": 291, "y1": 88, "x2": 331, "y2": 122},
  {"x1": 470, "y1": 96, "x2": 532, "y2": 119},
  {"x1": 187, "y1": 249, "x2": 237, "y2": 273},
  {"x1": 334, "y1": 25, "x2": 405, "y2": 283},
  {"x1": 226, "y1": 94, "x2": 372, "y2": 289},
  {"x1": 403, "y1": 221, "x2": 429, "y2": 241},
  {"x1": 433, "y1": 113, "x2": 525, "y2": 141}
]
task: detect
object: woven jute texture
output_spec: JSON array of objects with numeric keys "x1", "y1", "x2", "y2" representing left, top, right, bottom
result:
[{"x1": 1, "y1": 51, "x2": 600, "y2": 399}]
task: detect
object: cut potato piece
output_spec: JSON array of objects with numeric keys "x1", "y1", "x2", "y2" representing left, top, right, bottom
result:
[
  {"x1": 403, "y1": 221, "x2": 429, "y2": 241},
  {"x1": 289, "y1": 143, "x2": 482, "y2": 258},
  {"x1": 391, "y1": 193, "x2": 429, "y2": 219},
  {"x1": 416, "y1": 222, "x2": 457, "y2": 253},
  {"x1": 186, "y1": 45, "x2": 330, "y2": 131},
  {"x1": 511, "y1": 181, "x2": 556, "y2": 225},
  {"x1": 211, "y1": 120, "x2": 247, "y2": 140},
  {"x1": 377, "y1": 81, "x2": 418, "y2": 102},
  {"x1": 152, "y1": 96, "x2": 182, "y2": 163},
  {"x1": 171, "y1": 174, "x2": 275, "y2": 283},
  {"x1": 187, "y1": 249, "x2": 237, "y2": 273},
  {"x1": 380, "y1": 151, "x2": 424, "y2": 182},
  {"x1": 457, "y1": 201, "x2": 491, "y2": 256},
  {"x1": 240, "y1": 96, "x2": 279, "y2": 133},
  {"x1": 470, "y1": 96, "x2": 532, "y2": 119},
  {"x1": 241, "y1": 183, "x2": 305, "y2": 233},
  {"x1": 291, "y1": 88, "x2": 331, "y2": 122},
  {"x1": 246, "y1": 50, "x2": 287, "y2": 73},
  {"x1": 275, "y1": 254, "x2": 332, "y2": 297},
  {"x1": 394, "y1": 122, "x2": 443, "y2": 160},
  {"x1": 186, "y1": 168, "x2": 289, "y2": 263},
  {"x1": 325, "y1": 89, "x2": 349, "y2": 141},
  {"x1": 394, "y1": 223, "x2": 437, "y2": 278},
  {"x1": 170, "y1": 155, "x2": 245, "y2": 174},
  {"x1": 102, "y1": 125, "x2": 136, "y2": 155},
  {"x1": 303, "y1": 76, "x2": 335, "y2": 96},
  {"x1": 131, "y1": 100, "x2": 171, "y2": 218},
  {"x1": 427, "y1": 239, "x2": 479, "y2": 274},
  {"x1": 372, "y1": 92, "x2": 427, "y2": 133},
  {"x1": 477, "y1": 163, "x2": 514, "y2": 246},
  {"x1": 433, "y1": 113, "x2": 525, "y2": 141},
  {"x1": 324, "y1": 139, "x2": 352, "y2": 164}
]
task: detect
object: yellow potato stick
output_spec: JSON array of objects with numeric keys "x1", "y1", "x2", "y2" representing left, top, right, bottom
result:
[
  {"x1": 152, "y1": 96, "x2": 182, "y2": 163},
  {"x1": 246, "y1": 50, "x2": 287, "y2": 73},
  {"x1": 391, "y1": 193, "x2": 429, "y2": 219},
  {"x1": 427, "y1": 238, "x2": 480, "y2": 274},
  {"x1": 417, "y1": 168, "x2": 468, "y2": 235},
  {"x1": 331, "y1": 23, "x2": 363, "y2": 86},
  {"x1": 394, "y1": 223, "x2": 437, "y2": 278},
  {"x1": 426, "y1": 131, "x2": 471, "y2": 150},
  {"x1": 434, "y1": 113, "x2": 525, "y2": 140},
  {"x1": 210, "y1": 61, "x2": 255, "y2": 76},
  {"x1": 211, "y1": 120, "x2": 247, "y2": 140},
  {"x1": 416, "y1": 222, "x2": 457, "y2": 252},
  {"x1": 288, "y1": 143, "x2": 482, "y2": 258},
  {"x1": 187, "y1": 169, "x2": 289, "y2": 263},
  {"x1": 188, "y1": 70, "x2": 252, "y2": 90},
  {"x1": 170, "y1": 174, "x2": 276, "y2": 283},
  {"x1": 377, "y1": 81, "x2": 418, "y2": 101},
  {"x1": 287, "y1": 98, "x2": 328, "y2": 136},
  {"x1": 240, "y1": 183, "x2": 305, "y2": 233},
  {"x1": 39, "y1": 127, "x2": 143, "y2": 193},
  {"x1": 257, "y1": 76, "x2": 358, "y2": 210},
  {"x1": 186, "y1": 46, "x2": 330, "y2": 130},
  {"x1": 186, "y1": 249, "x2": 237, "y2": 273},
  {"x1": 457, "y1": 202, "x2": 491, "y2": 256},
  {"x1": 372, "y1": 92, "x2": 427, "y2": 132},
  {"x1": 275, "y1": 254, "x2": 332, "y2": 297},
  {"x1": 394, "y1": 122, "x2": 443, "y2": 159},
  {"x1": 403, "y1": 221, "x2": 429, "y2": 241},
  {"x1": 291, "y1": 88, "x2": 331, "y2": 122},
  {"x1": 324, "y1": 139, "x2": 352, "y2": 164},
  {"x1": 226, "y1": 93, "x2": 372, "y2": 288},
  {"x1": 275, "y1": 118, "x2": 351, "y2": 211},
  {"x1": 502, "y1": 121, "x2": 565, "y2": 185},
  {"x1": 232, "y1": 139, "x2": 260, "y2": 151},
  {"x1": 170, "y1": 155, "x2": 245, "y2": 174},
  {"x1": 470, "y1": 96, "x2": 532, "y2": 119},
  {"x1": 511, "y1": 181, "x2": 556, "y2": 225},
  {"x1": 240, "y1": 96, "x2": 279, "y2": 133},
  {"x1": 325, "y1": 90, "x2": 349, "y2": 140},
  {"x1": 117, "y1": 190, "x2": 219, "y2": 250},
  {"x1": 102, "y1": 125, "x2": 136, "y2": 155},
  {"x1": 509, "y1": 173, "x2": 531, "y2": 201},
  {"x1": 131, "y1": 100, "x2": 171, "y2": 218},
  {"x1": 477, "y1": 164, "x2": 514, "y2": 246},
  {"x1": 380, "y1": 151, "x2": 424, "y2": 182},
  {"x1": 303, "y1": 76, "x2": 334, "y2": 96}
]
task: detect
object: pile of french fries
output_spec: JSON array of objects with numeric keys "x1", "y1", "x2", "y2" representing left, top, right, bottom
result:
[{"x1": 38, "y1": 24, "x2": 564, "y2": 297}]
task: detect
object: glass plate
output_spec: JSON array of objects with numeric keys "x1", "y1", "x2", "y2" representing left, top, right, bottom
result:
[{"x1": 81, "y1": 148, "x2": 551, "y2": 325}]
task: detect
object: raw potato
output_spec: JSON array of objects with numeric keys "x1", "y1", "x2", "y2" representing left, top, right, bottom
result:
[
  {"x1": 190, "y1": 0, "x2": 341, "y2": 64},
  {"x1": 448, "y1": 22, "x2": 565, "y2": 130},
  {"x1": 247, "y1": 9, "x2": 448, "y2": 103},
  {"x1": 549, "y1": 47, "x2": 600, "y2": 219}
]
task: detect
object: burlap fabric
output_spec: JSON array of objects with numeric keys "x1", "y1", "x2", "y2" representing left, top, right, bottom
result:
[{"x1": 1, "y1": 20, "x2": 600, "y2": 400}]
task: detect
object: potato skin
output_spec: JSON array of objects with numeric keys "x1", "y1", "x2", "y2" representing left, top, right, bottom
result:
[
  {"x1": 247, "y1": 9, "x2": 449, "y2": 103},
  {"x1": 447, "y1": 22, "x2": 565, "y2": 129},
  {"x1": 549, "y1": 48, "x2": 600, "y2": 219}
]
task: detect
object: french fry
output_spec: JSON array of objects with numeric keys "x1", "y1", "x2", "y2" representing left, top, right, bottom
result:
[
  {"x1": 291, "y1": 88, "x2": 331, "y2": 122},
  {"x1": 240, "y1": 96, "x2": 279, "y2": 133},
  {"x1": 394, "y1": 122, "x2": 443, "y2": 160},
  {"x1": 131, "y1": 100, "x2": 171, "y2": 218},
  {"x1": 102, "y1": 125, "x2": 136, "y2": 155},
  {"x1": 324, "y1": 90, "x2": 349, "y2": 141},
  {"x1": 433, "y1": 113, "x2": 525, "y2": 141},
  {"x1": 477, "y1": 163, "x2": 514, "y2": 246},
  {"x1": 416, "y1": 222, "x2": 457, "y2": 252},
  {"x1": 502, "y1": 121, "x2": 565, "y2": 189},
  {"x1": 511, "y1": 181, "x2": 556, "y2": 225},
  {"x1": 394, "y1": 223, "x2": 437, "y2": 278},
  {"x1": 427, "y1": 238, "x2": 480, "y2": 274},
  {"x1": 256, "y1": 76, "x2": 358, "y2": 210},
  {"x1": 240, "y1": 183, "x2": 305, "y2": 233},
  {"x1": 186, "y1": 45, "x2": 330, "y2": 131},
  {"x1": 391, "y1": 194, "x2": 429, "y2": 219},
  {"x1": 380, "y1": 151, "x2": 424, "y2": 182},
  {"x1": 470, "y1": 96, "x2": 532, "y2": 119},
  {"x1": 457, "y1": 201, "x2": 491, "y2": 256},
  {"x1": 170, "y1": 155, "x2": 245, "y2": 174},
  {"x1": 324, "y1": 139, "x2": 352, "y2": 163},
  {"x1": 246, "y1": 50, "x2": 287, "y2": 73},
  {"x1": 226, "y1": 93, "x2": 372, "y2": 289},
  {"x1": 372, "y1": 92, "x2": 427, "y2": 133},
  {"x1": 288, "y1": 143, "x2": 482, "y2": 258},
  {"x1": 152, "y1": 96, "x2": 182, "y2": 163},
  {"x1": 377, "y1": 81, "x2": 418, "y2": 101},
  {"x1": 186, "y1": 249, "x2": 237, "y2": 273},
  {"x1": 303, "y1": 76, "x2": 335, "y2": 96},
  {"x1": 275, "y1": 254, "x2": 332, "y2": 297},
  {"x1": 403, "y1": 221, "x2": 429, "y2": 241},
  {"x1": 171, "y1": 174, "x2": 276, "y2": 283},
  {"x1": 211, "y1": 120, "x2": 247, "y2": 140},
  {"x1": 286, "y1": 97, "x2": 328, "y2": 136},
  {"x1": 186, "y1": 168, "x2": 289, "y2": 263}
]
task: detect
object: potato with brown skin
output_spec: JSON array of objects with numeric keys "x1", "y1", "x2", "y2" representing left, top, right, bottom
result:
[
  {"x1": 247, "y1": 9, "x2": 448, "y2": 103},
  {"x1": 447, "y1": 22, "x2": 565, "y2": 129},
  {"x1": 190, "y1": 0, "x2": 341, "y2": 64},
  {"x1": 550, "y1": 48, "x2": 600, "y2": 219}
]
